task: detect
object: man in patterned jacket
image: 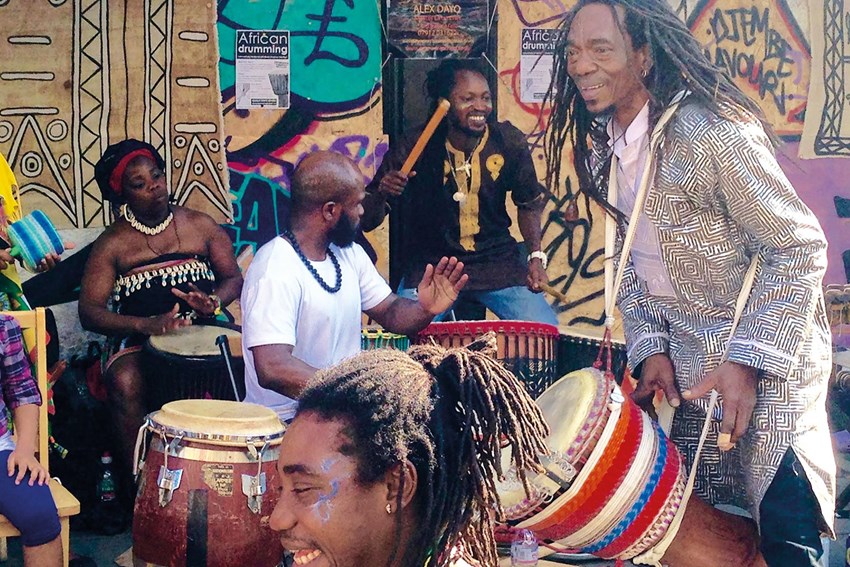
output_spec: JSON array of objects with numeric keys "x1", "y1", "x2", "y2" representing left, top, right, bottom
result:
[{"x1": 546, "y1": 1, "x2": 834, "y2": 564}]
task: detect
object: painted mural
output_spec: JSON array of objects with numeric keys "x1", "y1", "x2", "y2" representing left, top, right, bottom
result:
[
  {"x1": 0, "y1": 0, "x2": 230, "y2": 228},
  {"x1": 217, "y1": 0, "x2": 388, "y2": 271}
]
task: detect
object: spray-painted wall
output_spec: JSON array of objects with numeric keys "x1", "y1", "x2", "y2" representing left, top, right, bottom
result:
[{"x1": 0, "y1": 0, "x2": 847, "y2": 340}]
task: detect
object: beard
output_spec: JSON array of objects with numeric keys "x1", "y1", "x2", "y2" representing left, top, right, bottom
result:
[
  {"x1": 328, "y1": 213, "x2": 359, "y2": 248},
  {"x1": 448, "y1": 112, "x2": 487, "y2": 138}
]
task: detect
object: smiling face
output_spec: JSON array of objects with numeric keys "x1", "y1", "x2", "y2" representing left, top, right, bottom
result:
[
  {"x1": 270, "y1": 412, "x2": 398, "y2": 567},
  {"x1": 446, "y1": 69, "x2": 492, "y2": 138},
  {"x1": 121, "y1": 156, "x2": 169, "y2": 217},
  {"x1": 566, "y1": 3, "x2": 650, "y2": 126}
]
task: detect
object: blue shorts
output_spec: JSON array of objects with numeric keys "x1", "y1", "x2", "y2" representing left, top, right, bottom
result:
[{"x1": 0, "y1": 450, "x2": 61, "y2": 547}]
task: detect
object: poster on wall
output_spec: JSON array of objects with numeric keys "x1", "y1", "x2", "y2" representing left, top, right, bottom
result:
[
  {"x1": 519, "y1": 28, "x2": 562, "y2": 103},
  {"x1": 235, "y1": 30, "x2": 290, "y2": 110},
  {"x1": 387, "y1": 0, "x2": 488, "y2": 58}
]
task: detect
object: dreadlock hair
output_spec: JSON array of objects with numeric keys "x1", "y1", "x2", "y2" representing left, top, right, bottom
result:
[
  {"x1": 297, "y1": 334, "x2": 549, "y2": 567},
  {"x1": 543, "y1": 0, "x2": 778, "y2": 219}
]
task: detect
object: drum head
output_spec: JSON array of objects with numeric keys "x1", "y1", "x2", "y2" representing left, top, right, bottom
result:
[
  {"x1": 148, "y1": 325, "x2": 241, "y2": 357},
  {"x1": 497, "y1": 367, "x2": 605, "y2": 519},
  {"x1": 537, "y1": 368, "x2": 601, "y2": 451},
  {"x1": 151, "y1": 400, "x2": 284, "y2": 444}
]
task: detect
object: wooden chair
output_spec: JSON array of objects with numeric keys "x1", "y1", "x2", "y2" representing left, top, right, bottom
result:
[{"x1": 0, "y1": 308, "x2": 80, "y2": 565}]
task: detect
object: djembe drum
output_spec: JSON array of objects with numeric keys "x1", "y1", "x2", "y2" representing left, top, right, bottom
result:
[
  {"x1": 133, "y1": 400, "x2": 285, "y2": 567},
  {"x1": 142, "y1": 324, "x2": 244, "y2": 411},
  {"x1": 496, "y1": 368, "x2": 762, "y2": 566},
  {"x1": 414, "y1": 321, "x2": 559, "y2": 398}
]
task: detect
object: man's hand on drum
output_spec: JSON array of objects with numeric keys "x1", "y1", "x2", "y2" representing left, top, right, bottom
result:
[
  {"x1": 376, "y1": 170, "x2": 412, "y2": 197},
  {"x1": 139, "y1": 303, "x2": 192, "y2": 336},
  {"x1": 526, "y1": 258, "x2": 547, "y2": 292},
  {"x1": 172, "y1": 283, "x2": 219, "y2": 317},
  {"x1": 417, "y1": 257, "x2": 468, "y2": 316},
  {"x1": 632, "y1": 353, "x2": 680, "y2": 413},
  {"x1": 683, "y1": 361, "x2": 757, "y2": 451}
]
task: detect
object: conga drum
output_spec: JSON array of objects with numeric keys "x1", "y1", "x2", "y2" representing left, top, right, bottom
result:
[
  {"x1": 133, "y1": 400, "x2": 285, "y2": 567},
  {"x1": 142, "y1": 325, "x2": 244, "y2": 411},
  {"x1": 496, "y1": 368, "x2": 763, "y2": 566},
  {"x1": 414, "y1": 321, "x2": 559, "y2": 398}
]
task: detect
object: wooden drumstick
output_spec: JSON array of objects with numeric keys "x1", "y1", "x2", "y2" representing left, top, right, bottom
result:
[
  {"x1": 400, "y1": 98, "x2": 451, "y2": 175},
  {"x1": 540, "y1": 282, "x2": 569, "y2": 304}
]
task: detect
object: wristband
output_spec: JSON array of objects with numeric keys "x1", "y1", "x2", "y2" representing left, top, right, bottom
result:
[
  {"x1": 209, "y1": 294, "x2": 222, "y2": 316},
  {"x1": 527, "y1": 250, "x2": 548, "y2": 270}
]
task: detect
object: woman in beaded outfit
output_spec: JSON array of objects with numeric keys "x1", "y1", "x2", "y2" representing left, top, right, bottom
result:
[{"x1": 79, "y1": 139, "x2": 242, "y2": 486}]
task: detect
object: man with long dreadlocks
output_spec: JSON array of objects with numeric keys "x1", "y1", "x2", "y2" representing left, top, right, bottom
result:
[
  {"x1": 544, "y1": 1, "x2": 834, "y2": 564},
  {"x1": 270, "y1": 336, "x2": 549, "y2": 567}
]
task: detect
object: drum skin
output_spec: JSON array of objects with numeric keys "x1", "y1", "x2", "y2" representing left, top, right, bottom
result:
[{"x1": 133, "y1": 401, "x2": 284, "y2": 567}]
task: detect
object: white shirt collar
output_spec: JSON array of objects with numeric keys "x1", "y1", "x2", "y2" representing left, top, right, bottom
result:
[{"x1": 607, "y1": 101, "x2": 650, "y2": 156}]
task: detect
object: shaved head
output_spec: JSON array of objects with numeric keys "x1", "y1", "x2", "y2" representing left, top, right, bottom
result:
[{"x1": 291, "y1": 151, "x2": 363, "y2": 214}]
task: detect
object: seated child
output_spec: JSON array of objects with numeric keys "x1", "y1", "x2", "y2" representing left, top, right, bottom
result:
[{"x1": 0, "y1": 314, "x2": 61, "y2": 566}]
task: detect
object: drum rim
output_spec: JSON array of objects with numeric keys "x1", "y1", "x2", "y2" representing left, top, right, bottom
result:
[
  {"x1": 416, "y1": 320, "x2": 560, "y2": 338},
  {"x1": 146, "y1": 418, "x2": 286, "y2": 445}
]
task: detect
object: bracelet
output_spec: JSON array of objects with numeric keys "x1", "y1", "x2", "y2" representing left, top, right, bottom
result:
[
  {"x1": 209, "y1": 294, "x2": 222, "y2": 316},
  {"x1": 527, "y1": 250, "x2": 548, "y2": 270}
]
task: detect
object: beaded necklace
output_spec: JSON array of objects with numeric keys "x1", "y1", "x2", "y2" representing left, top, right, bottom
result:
[
  {"x1": 122, "y1": 203, "x2": 174, "y2": 236},
  {"x1": 282, "y1": 228, "x2": 342, "y2": 294}
]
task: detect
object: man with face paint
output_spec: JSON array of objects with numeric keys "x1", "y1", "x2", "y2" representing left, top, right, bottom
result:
[
  {"x1": 271, "y1": 338, "x2": 549, "y2": 567},
  {"x1": 546, "y1": 1, "x2": 834, "y2": 565},
  {"x1": 241, "y1": 151, "x2": 468, "y2": 421},
  {"x1": 363, "y1": 59, "x2": 557, "y2": 325}
]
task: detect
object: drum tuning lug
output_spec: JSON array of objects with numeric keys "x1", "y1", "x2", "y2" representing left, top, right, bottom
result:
[
  {"x1": 540, "y1": 452, "x2": 577, "y2": 486},
  {"x1": 157, "y1": 466, "x2": 183, "y2": 507},
  {"x1": 166, "y1": 435, "x2": 184, "y2": 456},
  {"x1": 242, "y1": 472, "x2": 267, "y2": 514}
]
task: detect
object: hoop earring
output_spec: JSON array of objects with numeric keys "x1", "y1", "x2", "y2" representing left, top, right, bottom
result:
[{"x1": 641, "y1": 69, "x2": 648, "y2": 79}]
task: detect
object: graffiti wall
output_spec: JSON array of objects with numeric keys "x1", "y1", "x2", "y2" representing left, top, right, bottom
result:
[
  {"x1": 217, "y1": 0, "x2": 388, "y2": 272},
  {"x1": 0, "y1": 0, "x2": 231, "y2": 228},
  {"x1": 496, "y1": 0, "x2": 850, "y2": 336}
]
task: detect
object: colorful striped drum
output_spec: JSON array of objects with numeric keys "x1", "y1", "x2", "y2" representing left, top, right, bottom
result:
[
  {"x1": 496, "y1": 367, "x2": 686, "y2": 560},
  {"x1": 7, "y1": 210, "x2": 64, "y2": 271}
]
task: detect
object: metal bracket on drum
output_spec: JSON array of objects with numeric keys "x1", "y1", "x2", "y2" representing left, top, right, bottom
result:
[
  {"x1": 157, "y1": 434, "x2": 185, "y2": 507},
  {"x1": 539, "y1": 453, "x2": 578, "y2": 488},
  {"x1": 157, "y1": 466, "x2": 183, "y2": 507},
  {"x1": 243, "y1": 440, "x2": 270, "y2": 514}
]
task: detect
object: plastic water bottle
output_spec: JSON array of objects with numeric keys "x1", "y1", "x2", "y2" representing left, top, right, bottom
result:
[
  {"x1": 97, "y1": 452, "x2": 117, "y2": 503},
  {"x1": 93, "y1": 452, "x2": 124, "y2": 534},
  {"x1": 510, "y1": 529, "x2": 539, "y2": 566}
]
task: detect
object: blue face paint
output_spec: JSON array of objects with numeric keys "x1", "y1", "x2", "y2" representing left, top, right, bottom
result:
[{"x1": 312, "y1": 457, "x2": 346, "y2": 524}]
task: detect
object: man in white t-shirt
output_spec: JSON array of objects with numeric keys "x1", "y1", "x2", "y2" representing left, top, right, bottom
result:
[{"x1": 241, "y1": 151, "x2": 468, "y2": 420}]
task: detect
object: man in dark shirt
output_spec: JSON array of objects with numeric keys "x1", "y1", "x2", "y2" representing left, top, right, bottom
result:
[{"x1": 363, "y1": 59, "x2": 557, "y2": 324}]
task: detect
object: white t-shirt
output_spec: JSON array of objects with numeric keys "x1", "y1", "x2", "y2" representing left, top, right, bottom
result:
[{"x1": 241, "y1": 237, "x2": 392, "y2": 420}]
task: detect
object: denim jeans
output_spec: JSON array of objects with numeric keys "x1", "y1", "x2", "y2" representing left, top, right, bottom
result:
[
  {"x1": 398, "y1": 284, "x2": 558, "y2": 326},
  {"x1": 759, "y1": 447, "x2": 828, "y2": 566}
]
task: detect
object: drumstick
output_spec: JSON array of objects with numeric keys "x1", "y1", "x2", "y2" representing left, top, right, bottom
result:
[
  {"x1": 540, "y1": 282, "x2": 569, "y2": 304},
  {"x1": 400, "y1": 98, "x2": 451, "y2": 175}
]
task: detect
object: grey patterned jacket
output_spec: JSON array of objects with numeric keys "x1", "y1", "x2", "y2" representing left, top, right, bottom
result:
[{"x1": 595, "y1": 100, "x2": 835, "y2": 532}]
